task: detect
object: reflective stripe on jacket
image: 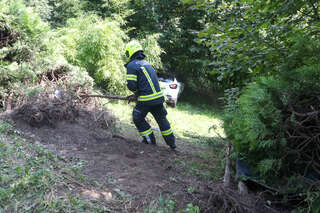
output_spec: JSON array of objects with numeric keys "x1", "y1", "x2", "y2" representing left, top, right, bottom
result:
[{"x1": 125, "y1": 51, "x2": 164, "y2": 106}]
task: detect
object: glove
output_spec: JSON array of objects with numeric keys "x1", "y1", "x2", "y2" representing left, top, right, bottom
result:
[{"x1": 127, "y1": 94, "x2": 138, "y2": 103}]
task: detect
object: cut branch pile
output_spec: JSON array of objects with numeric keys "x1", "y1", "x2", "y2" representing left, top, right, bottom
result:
[
  {"x1": 11, "y1": 87, "x2": 116, "y2": 130},
  {"x1": 12, "y1": 91, "x2": 80, "y2": 127},
  {"x1": 200, "y1": 184, "x2": 276, "y2": 213},
  {"x1": 284, "y1": 92, "x2": 320, "y2": 176}
]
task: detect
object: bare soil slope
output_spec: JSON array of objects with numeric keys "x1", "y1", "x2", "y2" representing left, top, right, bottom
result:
[{"x1": 4, "y1": 99, "x2": 213, "y2": 212}]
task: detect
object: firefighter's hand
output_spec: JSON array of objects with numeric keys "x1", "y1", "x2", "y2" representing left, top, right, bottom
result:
[{"x1": 127, "y1": 94, "x2": 137, "y2": 103}]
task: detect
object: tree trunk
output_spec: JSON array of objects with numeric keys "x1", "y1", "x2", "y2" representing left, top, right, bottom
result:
[{"x1": 223, "y1": 140, "x2": 231, "y2": 188}]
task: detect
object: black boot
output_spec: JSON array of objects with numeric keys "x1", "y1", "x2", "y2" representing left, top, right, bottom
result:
[
  {"x1": 142, "y1": 133, "x2": 156, "y2": 145},
  {"x1": 163, "y1": 134, "x2": 176, "y2": 149}
]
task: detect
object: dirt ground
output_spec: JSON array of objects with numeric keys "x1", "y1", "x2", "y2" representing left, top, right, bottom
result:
[{"x1": 4, "y1": 105, "x2": 216, "y2": 212}]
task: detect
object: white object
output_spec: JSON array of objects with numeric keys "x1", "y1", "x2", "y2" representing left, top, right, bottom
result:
[
  {"x1": 158, "y1": 74, "x2": 183, "y2": 107},
  {"x1": 55, "y1": 90, "x2": 62, "y2": 99}
]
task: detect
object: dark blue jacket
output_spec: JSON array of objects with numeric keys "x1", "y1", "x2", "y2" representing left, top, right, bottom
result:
[{"x1": 125, "y1": 51, "x2": 164, "y2": 106}]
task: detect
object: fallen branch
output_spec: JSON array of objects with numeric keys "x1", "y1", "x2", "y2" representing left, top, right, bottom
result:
[{"x1": 81, "y1": 94, "x2": 129, "y2": 101}]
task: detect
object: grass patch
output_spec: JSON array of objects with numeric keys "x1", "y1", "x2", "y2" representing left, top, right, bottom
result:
[
  {"x1": 172, "y1": 145, "x2": 225, "y2": 183},
  {"x1": 0, "y1": 121, "x2": 111, "y2": 212},
  {"x1": 104, "y1": 100, "x2": 224, "y2": 142}
]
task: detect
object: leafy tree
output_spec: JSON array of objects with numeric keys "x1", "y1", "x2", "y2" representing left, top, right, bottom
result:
[
  {"x1": 138, "y1": 34, "x2": 164, "y2": 70},
  {"x1": 48, "y1": 0, "x2": 83, "y2": 27},
  {"x1": 23, "y1": 0, "x2": 83, "y2": 28},
  {"x1": 0, "y1": 0, "x2": 93, "y2": 110},
  {"x1": 57, "y1": 15, "x2": 127, "y2": 94},
  {"x1": 127, "y1": 0, "x2": 212, "y2": 92},
  {"x1": 220, "y1": 0, "x2": 320, "y2": 191},
  {"x1": 81, "y1": 0, "x2": 131, "y2": 21},
  {"x1": 185, "y1": 0, "x2": 320, "y2": 88},
  {"x1": 24, "y1": 0, "x2": 52, "y2": 21}
]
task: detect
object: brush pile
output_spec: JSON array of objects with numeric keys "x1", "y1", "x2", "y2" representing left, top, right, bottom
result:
[
  {"x1": 284, "y1": 92, "x2": 320, "y2": 177},
  {"x1": 12, "y1": 90, "x2": 79, "y2": 127}
]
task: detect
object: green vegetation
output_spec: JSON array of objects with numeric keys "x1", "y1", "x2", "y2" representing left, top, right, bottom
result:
[
  {"x1": 58, "y1": 14, "x2": 127, "y2": 94},
  {"x1": 1, "y1": 0, "x2": 319, "y2": 211},
  {"x1": 142, "y1": 195, "x2": 200, "y2": 213}
]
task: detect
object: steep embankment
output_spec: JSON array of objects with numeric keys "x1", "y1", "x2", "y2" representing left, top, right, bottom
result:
[{"x1": 0, "y1": 93, "x2": 218, "y2": 212}]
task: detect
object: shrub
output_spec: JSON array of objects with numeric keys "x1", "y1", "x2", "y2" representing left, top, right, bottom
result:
[
  {"x1": 0, "y1": 1, "x2": 94, "y2": 111},
  {"x1": 224, "y1": 77, "x2": 286, "y2": 179},
  {"x1": 58, "y1": 15, "x2": 128, "y2": 95},
  {"x1": 224, "y1": 35, "x2": 320, "y2": 189},
  {"x1": 24, "y1": 0, "x2": 52, "y2": 22},
  {"x1": 48, "y1": 0, "x2": 83, "y2": 27}
]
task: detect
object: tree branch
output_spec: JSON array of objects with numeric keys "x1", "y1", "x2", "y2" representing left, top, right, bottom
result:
[{"x1": 80, "y1": 94, "x2": 129, "y2": 101}]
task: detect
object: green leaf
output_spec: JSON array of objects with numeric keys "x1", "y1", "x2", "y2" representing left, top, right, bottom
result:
[{"x1": 312, "y1": 197, "x2": 320, "y2": 213}]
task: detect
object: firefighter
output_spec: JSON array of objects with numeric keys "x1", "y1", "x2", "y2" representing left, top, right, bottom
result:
[{"x1": 124, "y1": 40, "x2": 176, "y2": 149}]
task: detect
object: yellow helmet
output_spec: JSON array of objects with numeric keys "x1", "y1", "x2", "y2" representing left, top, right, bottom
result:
[{"x1": 125, "y1": 40, "x2": 143, "y2": 59}]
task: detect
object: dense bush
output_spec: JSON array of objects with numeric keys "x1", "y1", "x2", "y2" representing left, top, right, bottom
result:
[
  {"x1": 56, "y1": 15, "x2": 127, "y2": 95},
  {"x1": 1, "y1": 0, "x2": 165, "y2": 102},
  {"x1": 224, "y1": 77, "x2": 285, "y2": 179},
  {"x1": 48, "y1": 0, "x2": 83, "y2": 28},
  {"x1": 0, "y1": 0, "x2": 50, "y2": 86},
  {"x1": 0, "y1": 0, "x2": 94, "y2": 110},
  {"x1": 57, "y1": 16, "x2": 165, "y2": 95},
  {"x1": 224, "y1": 35, "x2": 320, "y2": 190}
]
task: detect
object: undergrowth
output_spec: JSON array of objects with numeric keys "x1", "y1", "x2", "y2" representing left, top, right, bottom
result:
[{"x1": 142, "y1": 195, "x2": 200, "y2": 213}]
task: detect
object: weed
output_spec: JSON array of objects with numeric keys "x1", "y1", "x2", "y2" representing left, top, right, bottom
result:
[
  {"x1": 0, "y1": 120, "x2": 14, "y2": 134},
  {"x1": 143, "y1": 195, "x2": 200, "y2": 213},
  {"x1": 187, "y1": 186, "x2": 195, "y2": 194},
  {"x1": 173, "y1": 157, "x2": 223, "y2": 182},
  {"x1": 143, "y1": 195, "x2": 176, "y2": 213},
  {"x1": 105, "y1": 175, "x2": 117, "y2": 185},
  {"x1": 169, "y1": 177, "x2": 178, "y2": 183},
  {"x1": 185, "y1": 203, "x2": 200, "y2": 213},
  {"x1": 113, "y1": 188, "x2": 132, "y2": 202}
]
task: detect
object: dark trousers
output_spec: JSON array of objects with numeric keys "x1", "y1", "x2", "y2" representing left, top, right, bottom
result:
[{"x1": 132, "y1": 103, "x2": 175, "y2": 148}]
